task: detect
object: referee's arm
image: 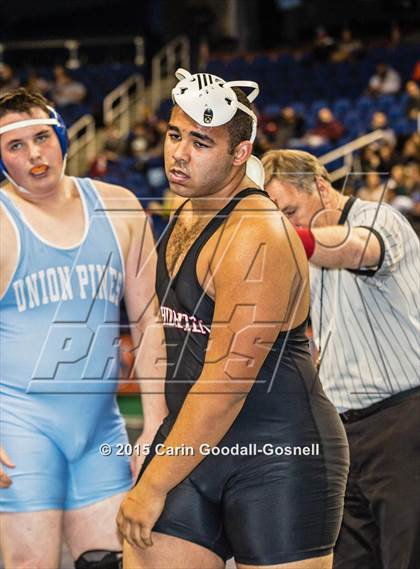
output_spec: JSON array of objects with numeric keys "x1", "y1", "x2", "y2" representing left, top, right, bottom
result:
[{"x1": 309, "y1": 226, "x2": 383, "y2": 270}]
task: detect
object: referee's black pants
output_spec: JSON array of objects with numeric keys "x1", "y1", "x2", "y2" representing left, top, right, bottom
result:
[{"x1": 333, "y1": 388, "x2": 420, "y2": 569}]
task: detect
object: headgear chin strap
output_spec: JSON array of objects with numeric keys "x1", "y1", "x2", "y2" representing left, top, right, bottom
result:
[
  {"x1": 246, "y1": 155, "x2": 265, "y2": 188},
  {"x1": 0, "y1": 106, "x2": 68, "y2": 194},
  {"x1": 172, "y1": 68, "x2": 264, "y2": 187}
]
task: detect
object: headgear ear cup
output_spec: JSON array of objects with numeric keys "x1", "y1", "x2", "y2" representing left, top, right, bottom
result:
[
  {"x1": 0, "y1": 157, "x2": 6, "y2": 178},
  {"x1": 47, "y1": 106, "x2": 68, "y2": 157}
]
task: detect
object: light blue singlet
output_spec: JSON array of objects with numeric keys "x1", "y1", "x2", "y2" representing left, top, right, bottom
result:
[{"x1": 0, "y1": 178, "x2": 132, "y2": 512}]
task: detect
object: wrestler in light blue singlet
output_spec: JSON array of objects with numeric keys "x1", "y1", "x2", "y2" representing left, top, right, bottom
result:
[{"x1": 0, "y1": 178, "x2": 132, "y2": 512}]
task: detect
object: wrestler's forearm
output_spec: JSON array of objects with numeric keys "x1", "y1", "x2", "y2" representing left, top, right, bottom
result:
[
  {"x1": 136, "y1": 387, "x2": 248, "y2": 494},
  {"x1": 123, "y1": 204, "x2": 168, "y2": 433},
  {"x1": 132, "y1": 315, "x2": 168, "y2": 435},
  {"x1": 310, "y1": 226, "x2": 380, "y2": 269}
]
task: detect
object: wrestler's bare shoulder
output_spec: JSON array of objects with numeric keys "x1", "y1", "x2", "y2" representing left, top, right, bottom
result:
[
  {"x1": 0, "y1": 197, "x2": 18, "y2": 252},
  {"x1": 0, "y1": 199, "x2": 19, "y2": 294},
  {"x1": 225, "y1": 192, "x2": 288, "y2": 241},
  {"x1": 208, "y1": 191, "x2": 308, "y2": 288},
  {"x1": 92, "y1": 179, "x2": 144, "y2": 212}
]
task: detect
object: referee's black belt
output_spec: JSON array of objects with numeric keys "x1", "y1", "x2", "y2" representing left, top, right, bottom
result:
[{"x1": 340, "y1": 385, "x2": 420, "y2": 423}]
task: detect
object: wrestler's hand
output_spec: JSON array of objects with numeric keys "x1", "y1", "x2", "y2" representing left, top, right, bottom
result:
[
  {"x1": 116, "y1": 480, "x2": 166, "y2": 549},
  {"x1": 0, "y1": 446, "x2": 15, "y2": 488}
]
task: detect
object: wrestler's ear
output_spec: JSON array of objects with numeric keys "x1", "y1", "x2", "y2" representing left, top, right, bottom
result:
[{"x1": 232, "y1": 140, "x2": 252, "y2": 167}]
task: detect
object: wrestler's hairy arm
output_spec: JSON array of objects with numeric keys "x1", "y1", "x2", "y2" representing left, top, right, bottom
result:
[
  {"x1": 95, "y1": 182, "x2": 168, "y2": 476},
  {"x1": 117, "y1": 202, "x2": 309, "y2": 549}
]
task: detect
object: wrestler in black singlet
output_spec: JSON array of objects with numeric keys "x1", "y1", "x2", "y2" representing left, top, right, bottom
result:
[{"x1": 138, "y1": 189, "x2": 349, "y2": 565}]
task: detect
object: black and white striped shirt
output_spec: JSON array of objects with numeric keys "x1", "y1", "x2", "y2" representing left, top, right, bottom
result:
[{"x1": 310, "y1": 197, "x2": 420, "y2": 412}]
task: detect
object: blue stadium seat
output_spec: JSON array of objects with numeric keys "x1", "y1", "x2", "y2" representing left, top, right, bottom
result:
[
  {"x1": 157, "y1": 98, "x2": 173, "y2": 120},
  {"x1": 343, "y1": 109, "x2": 361, "y2": 127},
  {"x1": 311, "y1": 143, "x2": 333, "y2": 157},
  {"x1": 377, "y1": 95, "x2": 397, "y2": 114},
  {"x1": 310, "y1": 100, "x2": 328, "y2": 115},
  {"x1": 324, "y1": 157, "x2": 344, "y2": 173},
  {"x1": 117, "y1": 156, "x2": 137, "y2": 171},
  {"x1": 333, "y1": 98, "x2": 351, "y2": 118},
  {"x1": 356, "y1": 96, "x2": 374, "y2": 117},
  {"x1": 394, "y1": 117, "x2": 417, "y2": 136},
  {"x1": 263, "y1": 103, "x2": 282, "y2": 117},
  {"x1": 388, "y1": 105, "x2": 404, "y2": 124},
  {"x1": 125, "y1": 172, "x2": 153, "y2": 206},
  {"x1": 291, "y1": 102, "x2": 306, "y2": 115}
]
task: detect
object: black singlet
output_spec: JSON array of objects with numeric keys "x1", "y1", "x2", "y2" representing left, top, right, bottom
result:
[{"x1": 138, "y1": 189, "x2": 349, "y2": 565}]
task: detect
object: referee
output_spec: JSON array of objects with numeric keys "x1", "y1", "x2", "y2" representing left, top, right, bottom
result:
[{"x1": 262, "y1": 149, "x2": 420, "y2": 569}]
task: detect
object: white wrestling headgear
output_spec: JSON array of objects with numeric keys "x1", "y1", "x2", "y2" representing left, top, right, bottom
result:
[{"x1": 171, "y1": 68, "x2": 265, "y2": 188}]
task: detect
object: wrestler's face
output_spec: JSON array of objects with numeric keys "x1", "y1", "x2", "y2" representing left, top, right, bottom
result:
[
  {"x1": 265, "y1": 178, "x2": 323, "y2": 227},
  {"x1": 0, "y1": 108, "x2": 64, "y2": 194},
  {"x1": 164, "y1": 106, "x2": 235, "y2": 198}
]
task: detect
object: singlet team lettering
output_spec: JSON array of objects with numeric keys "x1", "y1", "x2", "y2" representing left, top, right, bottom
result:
[
  {"x1": 161, "y1": 305, "x2": 210, "y2": 335},
  {"x1": 12, "y1": 263, "x2": 123, "y2": 313}
]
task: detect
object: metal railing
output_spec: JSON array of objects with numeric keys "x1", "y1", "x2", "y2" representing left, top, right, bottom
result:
[
  {"x1": 151, "y1": 36, "x2": 190, "y2": 111},
  {"x1": 0, "y1": 36, "x2": 144, "y2": 69},
  {"x1": 67, "y1": 114, "x2": 96, "y2": 176},
  {"x1": 103, "y1": 74, "x2": 145, "y2": 135},
  {"x1": 320, "y1": 129, "x2": 389, "y2": 182}
]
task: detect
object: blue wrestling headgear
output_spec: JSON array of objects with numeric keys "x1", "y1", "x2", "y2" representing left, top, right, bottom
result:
[
  {"x1": 48, "y1": 106, "x2": 68, "y2": 157},
  {"x1": 172, "y1": 68, "x2": 265, "y2": 187},
  {"x1": 0, "y1": 105, "x2": 68, "y2": 192}
]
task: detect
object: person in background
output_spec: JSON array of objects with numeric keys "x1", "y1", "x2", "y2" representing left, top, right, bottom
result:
[
  {"x1": 405, "y1": 81, "x2": 420, "y2": 121},
  {"x1": 309, "y1": 107, "x2": 345, "y2": 145},
  {"x1": 0, "y1": 88, "x2": 167, "y2": 569},
  {"x1": 262, "y1": 148, "x2": 420, "y2": 569},
  {"x1": 50, "y1": 65, "x2": 87, "y2": 107},
  {"x1": 0, "y1": 65, "x2": 20, "y2": 97},
  {"x1": 368, "y1": 63, "x2": 401, "y2": 96},
  {"x1": 274, "y1": 106, "x2": 306, "y2": 148}
]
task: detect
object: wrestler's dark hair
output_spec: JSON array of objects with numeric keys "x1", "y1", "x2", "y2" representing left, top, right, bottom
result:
[
  {"x1": 0, "y1": 88, "x2": 51, "y2": 120},
  {"x1": 226, "y1": 87, "x2": 254, "y2": 154}
]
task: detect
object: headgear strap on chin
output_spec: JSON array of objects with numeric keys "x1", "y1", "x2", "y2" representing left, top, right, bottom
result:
[{"x1": 172, "y1": 68, "x2": 264, "y2": 187}]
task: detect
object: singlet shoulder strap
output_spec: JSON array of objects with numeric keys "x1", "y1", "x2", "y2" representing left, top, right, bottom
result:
[
  {"x1": 74, "y1": 177, "x2": 100, "y2": 214},
  {"x1": 176, "y1": 188, "x2": 271, "y2": 279},
  {"x1": 0, "y1": 189, "x2": 24, "y2": 225},
  {"x1": 0, "y1": 189, "x2": 15, "y2": 208},
  {"x1": 195, "y1": 188, "x2": 271, "y2": 244},
  {"x1": 161, "y1": 188, "x2": 271, "y2": 283},
  {"x1": 172, "y1": 198, "x2": 190, "y2": 219}
]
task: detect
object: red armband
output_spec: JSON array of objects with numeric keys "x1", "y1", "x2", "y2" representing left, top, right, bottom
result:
[{"x1": 294, "y1": 227, "x2": 316, "y2": 259}]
